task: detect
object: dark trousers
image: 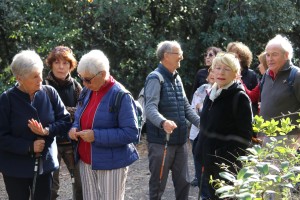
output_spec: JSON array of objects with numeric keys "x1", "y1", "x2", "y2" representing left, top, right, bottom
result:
[
  {"x1": 3, "y1": 172, "x2": 52, "y2": 200},
  {"x1": 148, "y1": 142, "x2": 190, "y2": 200},
  {"x1": 51, "y1": 144, "x2": 82, "y2": 200},
  {"x1": 192, "y1": 137, "x2": 211, "y2": 199}
]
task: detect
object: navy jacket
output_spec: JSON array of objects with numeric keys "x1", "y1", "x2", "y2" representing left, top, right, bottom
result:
[{"x1": 0, "y1": 85, "x2": 71, "y2": 178}]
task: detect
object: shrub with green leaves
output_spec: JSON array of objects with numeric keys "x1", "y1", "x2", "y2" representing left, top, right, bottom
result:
[{"x1": 211, "y1": 115, "x2": 300, "y2": 200}]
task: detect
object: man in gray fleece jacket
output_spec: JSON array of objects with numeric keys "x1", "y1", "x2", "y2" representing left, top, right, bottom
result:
[{"x1": 260, "y1": 34, "x2": 300, "y2": 124}]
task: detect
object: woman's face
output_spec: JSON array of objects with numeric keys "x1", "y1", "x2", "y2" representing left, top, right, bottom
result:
[
  {"x1": 207, "y1": 71, "x2": 215, "y2": 84},
  {"x1": 204, "y1": 50, "x2": 216, "y2": 67},
  {"x1": 213, "y1": 63, "x2": 236, "y2": 88},
  {"x1": 78, "y1": 70, "x2": 106, "y2": 91},
  {"x1": 52, "y1": 58, "x2": 71, "y2": 80},
  {"x1": 18, "y1": 69, "x2": 43, "y2": 95},
  {"x1": 257, "y1": 62, "x2": 266, "y2": 75}
]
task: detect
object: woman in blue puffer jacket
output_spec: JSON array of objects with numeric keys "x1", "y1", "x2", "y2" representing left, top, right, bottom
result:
[{"x1": 69, "y1": 49, "x2": 139, "y2": 200}]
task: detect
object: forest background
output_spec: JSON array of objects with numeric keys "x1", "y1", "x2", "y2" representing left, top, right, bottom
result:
[{"x1": 1, "y1": 0, "x2": 300, "y2": 99}]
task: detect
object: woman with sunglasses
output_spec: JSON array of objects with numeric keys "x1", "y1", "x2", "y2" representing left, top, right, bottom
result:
[
  {"x1": 68, "y1": 50, "x2": 139, "y2": 200},
  {"x1": 191, "y1": 46, "x2": 222, "y2": 99},
  {"x1": 194, "y1": 52, "x2": 253, "y2": 199},
  {"x1": 44, "y1": 46, "x2": 83, "y2": 200}
]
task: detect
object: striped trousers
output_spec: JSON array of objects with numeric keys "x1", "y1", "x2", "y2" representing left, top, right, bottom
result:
[{"x1": 79, "y1": 160, "x2": 129, "y2": 200}]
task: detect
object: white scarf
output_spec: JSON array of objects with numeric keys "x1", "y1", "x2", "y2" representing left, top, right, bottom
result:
[{"x1": 209, "y1": 81, "x2": 235, "y2": 102}]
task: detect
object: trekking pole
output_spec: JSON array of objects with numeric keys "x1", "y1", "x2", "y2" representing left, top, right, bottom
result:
[
  {"x1": 70, "y1": 145, "x2": 76, "y2": 200},
  {"x1": 159, "y1": 133, "x2": 170, "y2": 184},
  {"x1": 31, "y1": 153, "x2": 41, "y2": 200},
  {"x1": 197, "y1": 166, "x2": 205, "y2": 200},
  {"x1": 70, "y1": 169, "x2": 76, "y2": 200}
]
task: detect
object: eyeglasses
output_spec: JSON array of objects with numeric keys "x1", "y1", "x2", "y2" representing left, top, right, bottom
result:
[
  {"x1": 167, "y1": 52, "x2": 183, "y2": 56},
  {"x1": 78, "y1": 71, "x2": 102, "y2": 84},
  {"x1": 204, "y1": 53, "x2": 214, "y2": 58}
]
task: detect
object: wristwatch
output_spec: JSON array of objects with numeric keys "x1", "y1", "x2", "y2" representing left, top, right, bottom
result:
[{"x1": 43, "y1": 127, "x2": 49, "y2": 136}]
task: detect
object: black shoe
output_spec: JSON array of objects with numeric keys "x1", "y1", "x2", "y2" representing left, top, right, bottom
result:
[{"x1": 190, "y1": 178, "x2": 198, "y2": 187}]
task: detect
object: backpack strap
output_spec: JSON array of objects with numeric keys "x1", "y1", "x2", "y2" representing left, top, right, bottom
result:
[
  {"x1": 151, "y1": 71, "x2": 164, "y2": 83},
  {"x1": 287, "y1": 66, "x2": 298, "y2": 89},
  {"x1": 232, "y1": 90, "x2": 243, "y2": 118},
  {"x1": 42, "y1": 86, "x2": 55, "y2": 109},
  {"x1": 259, "y1": 69, "x2": 269, "y2": 102}
]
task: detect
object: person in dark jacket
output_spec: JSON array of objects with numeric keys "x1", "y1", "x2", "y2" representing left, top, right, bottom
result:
[
  {"x1": 144, "y1": 40, "x2": 200, "y2": 200},
  {"x1": 45, "y1": 46, "x2": 83, "y2": 200},
  {"x1": 227, "y1": 41, "x2": 259, "y2": 115},
  {"x1": 195, "y1": 52, "x2": 253, "y2": 199},
  {"x1": 0, "y1": 50, "x2": 71, "y2": 200},
  {"x1": 68, "y1": 50, "x2": 139, "y2": 200},
  {"x1": 191, "y1": 46, "x2": 222, "y2": 100}
]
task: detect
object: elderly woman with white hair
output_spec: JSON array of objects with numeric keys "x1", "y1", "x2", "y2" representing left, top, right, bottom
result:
[
  {"x1": 0, "y1": 50, "x2": 71, "y2": 200},
  {"x1": 195, "y1": 52, "x2": 253, "y2": 199},
  {"x1": 68, "y1": 50, "x2": 139, "y2": 200}
]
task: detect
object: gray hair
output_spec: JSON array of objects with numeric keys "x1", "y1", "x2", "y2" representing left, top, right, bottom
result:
[
  {"x1": 77, "y1": 50, "x2": 110, "y2": 76},
  {"x1": 156, "y1": 40, "x2": 181, "y2": 61},
  {"x1": 266, "y1": 34, "x2": 294, "y2": 60},
  {"x1": 10, "y1": 50, "x2": 43, "y2": 77}
]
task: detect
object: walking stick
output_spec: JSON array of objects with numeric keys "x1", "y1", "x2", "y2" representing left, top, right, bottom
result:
[
  {"x1": 70, "y1": 169, "x2": 76, "y2": 200},
  {"x1": 197, "y1": 166, "x2": 205, "y2": 200},
  {"x1": 69, "y1": 145, "x2": 77, "y2": 200},
  {"x1": 31, "y1": 154, "x2": 41, "y2": 200},
  {"x1": 159, "y1": 133, "x2": 170, "y2": 183}
]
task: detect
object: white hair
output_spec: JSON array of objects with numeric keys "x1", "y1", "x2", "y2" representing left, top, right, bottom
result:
[
  {"x1": 266, "y1": 34, "x2": 294, "y2": 60},
  {"x1": 77, "y1": 50, "x2": 110, "y2": 76},
  {"x1": 10, "y1": 50, "x2": 43, "y2": 77},
  {"x1": 156, "y1": 40, "x2": 181, "y2": 61}
]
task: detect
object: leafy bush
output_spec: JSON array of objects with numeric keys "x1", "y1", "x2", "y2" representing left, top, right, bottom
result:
[{"x1": 212, "y1": 115, "x2": 300, "y2": 200}]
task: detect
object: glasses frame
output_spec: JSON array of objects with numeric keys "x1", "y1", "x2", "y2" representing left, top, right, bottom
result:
[
  {"x1": 78, "y1": 71, "x2": 102, "y2": 84},
  {"x1": 204, "y1": 53, "x2": 214, "y2": 58},
  {"x1": 166, "y1": 52, "x2": 183, "y2": 56}
]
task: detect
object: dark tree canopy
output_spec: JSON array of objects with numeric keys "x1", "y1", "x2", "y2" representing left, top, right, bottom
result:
[{"x1": 1, "y1": 0, "x2": 300, "y2": 98}]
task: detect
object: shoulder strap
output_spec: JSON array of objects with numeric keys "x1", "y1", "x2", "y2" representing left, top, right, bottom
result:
[
  {"x1": 232, "y1": 90, "x2": 243, "y2": 118},
  {"x1": 44, "y1": 79, "x2": 50, "y2": 85},
  {"x1": 287, "y1": 66, "x2": 298, "y2": 88},
  {"x1": 43, "y1": 86, "x2": 55, "y2": 107},
  {"x1": 150, "y1": 71, "x2": 164, "y2": 83}
]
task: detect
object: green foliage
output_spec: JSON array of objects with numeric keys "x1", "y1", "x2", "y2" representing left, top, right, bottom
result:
[
  {"x1": 212, "y1": 115, "x2": 300, "y2": 199},
  {"x1": 1, "y1": 0, "x2": 300, "y2": 97},
  {"x1": 0, "y1": 67, "x2": 15, "y2": 94}
]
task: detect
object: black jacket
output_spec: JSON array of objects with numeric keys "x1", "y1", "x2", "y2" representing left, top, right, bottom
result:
[{"x1": 195, "y1": 82, "x2": 253, "y2": 199}]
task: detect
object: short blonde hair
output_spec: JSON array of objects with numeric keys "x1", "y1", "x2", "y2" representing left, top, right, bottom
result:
[{"x1": 211, "y1": 52, "x2": 241, "y2": 73}]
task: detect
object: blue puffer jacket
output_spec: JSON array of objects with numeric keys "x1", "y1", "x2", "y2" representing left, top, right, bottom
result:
[
  {"x1": 0, "y1": 85, "x2": 71, "y2": 178},
  {"x1": 72, "y1": 82, "x2": 139, "y2": 170}
]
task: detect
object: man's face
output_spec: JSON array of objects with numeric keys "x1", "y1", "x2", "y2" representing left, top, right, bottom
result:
[
  {"x1": 266, "y1": 44, "x2": 289, "y2": 73},
  {"x1": 165, "y1": 46, "x2": 183, "y2": 70}
]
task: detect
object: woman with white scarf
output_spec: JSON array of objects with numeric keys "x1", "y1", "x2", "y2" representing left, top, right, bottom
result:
[{"x1": 194, "y1": 52, "x2": 253, "y2": 200}]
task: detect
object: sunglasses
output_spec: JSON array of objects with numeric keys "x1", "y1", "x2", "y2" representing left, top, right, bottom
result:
[
  {"x1": 78, "y1": 71, "x2": 102, "y2": 84},
  {"x1": 204, "y1": 53, "x2": 214, "y2": 58}
]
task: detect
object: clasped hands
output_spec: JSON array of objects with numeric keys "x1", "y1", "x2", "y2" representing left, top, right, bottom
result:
[{"x1": 68, "y1": 128, "x2": 95, "y2": 142}]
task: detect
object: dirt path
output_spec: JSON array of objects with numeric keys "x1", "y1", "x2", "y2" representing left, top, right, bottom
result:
[{"x1": 0, "y1": 136, "x2": 199, "y2": 199}]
